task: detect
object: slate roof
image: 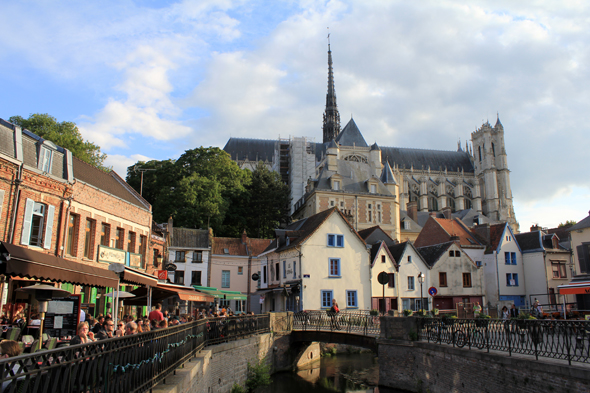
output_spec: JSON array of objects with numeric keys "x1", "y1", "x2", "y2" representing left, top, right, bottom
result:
[
  {"x1": 335, "y1": 119, "x2": 368, "y2": 147},
  {"x1": 387, "y1": 242, "x2": 409, "y2": 264},
  {"x1": 223, "y1": 138, "x2": 276, "y2": 163},
  {"x1": 515, "y1": 231, "x2": 543, "y2": 252},
  {"x1": 382, "y1": 147, "x2": 474, "y2": 173},
  {"x1": 452, "y1": 209, "x2": 490, "y2": 227},
  {"x1": 171, "y1": 228, "x2": 210, "y2": 249},
  {"x1": 417, "y1": 242, "x2": 454, "y2": 268},
  {"x1": 73, "y1": 156, "x2": 150, "y2": 210},
  {"x1": 380, "y1": 161, "x2": 397, "y2": 184},
  {"x1": 314, "y1": 160, "x2": 392, "y2": 195},
  {"x1": 358, "y1": 226, "x2": 397, "y2": 246},
  {"x1": 399, "y1": 213, "x2": 422, "y2": 232},
  {"x1": 568, "y1": 213, "x2": 590, "y2": 232}
]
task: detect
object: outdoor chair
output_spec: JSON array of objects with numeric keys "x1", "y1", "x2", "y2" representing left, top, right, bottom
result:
[
  {"x1": 21, "y1": 335, "x2": 34, "y2": 344},
  {"x1": 7, "y1": 327, "x2": 21, "y2": 341}
]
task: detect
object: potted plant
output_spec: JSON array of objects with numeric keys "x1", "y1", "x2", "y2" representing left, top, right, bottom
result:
[
  {"x1": 370, "y1": 309, "x2": 379, "y2": 316},
  {"x1": 475, "y1": 313, "x2": 491, "y2": 327},
  {"x1": 431, "y1": 308, "x2": 440, "y2": 317},
  {"x1": 403, "y1": 309, "x2": 413, "y2": 317}
]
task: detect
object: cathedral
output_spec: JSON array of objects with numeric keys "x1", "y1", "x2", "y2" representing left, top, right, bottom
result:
[{"x1": 223, "y1": 44, "x2": 519, "y2": 241}]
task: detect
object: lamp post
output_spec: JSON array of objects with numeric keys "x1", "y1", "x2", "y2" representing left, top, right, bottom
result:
[
  {"x1": 16, "y1": 284, "x2": 71, "y2": 341},
  {"x1": 418, "y1": 272, "x2": 425, "y2": 312}
]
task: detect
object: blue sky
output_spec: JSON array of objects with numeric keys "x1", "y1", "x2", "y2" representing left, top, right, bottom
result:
[{"x1": 1, "y1": 0, "x2": 589, "y2": 231}]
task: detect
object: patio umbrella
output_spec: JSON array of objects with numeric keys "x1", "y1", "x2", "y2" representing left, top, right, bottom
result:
[{"x1": 16, "y1": 284, "x2": 72, "y2": 341}]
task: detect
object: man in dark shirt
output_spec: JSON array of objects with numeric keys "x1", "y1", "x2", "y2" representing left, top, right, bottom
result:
[
  {"x1": 509, "y1": 304, "x2": 519, "y2": 318},
  {"x1": 92, "y1": 316, "x2": 106, "y2": 335},
  {"x1": 95, "y1": 318, "x2": 115, "y2": 340}
]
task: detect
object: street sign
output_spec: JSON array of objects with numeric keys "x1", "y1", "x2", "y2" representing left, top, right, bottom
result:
[
  {"x1": 377, "y1": 272, "x2": 389, "y2": 285},
  {"x1": 166, "y1": 263, "x2": 177, "y2": 272},
  {"x1": 428, "y1": 286, "x2": 438, "y2": 297},
  {"x1": 251, "y1": 273, "x2": 260, "y2": 281}
]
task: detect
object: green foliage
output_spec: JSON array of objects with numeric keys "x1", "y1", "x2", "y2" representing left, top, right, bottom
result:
[
  {"x1": 10, "y1": 113, "x2": 108, "y2": 170},
  {"x1": 370, "y1": 309, "x2": 379, "y2": 316},
  {"x1": 245, "y1": 358, "x2": 272, "y2": 392},
  {"x1": 230, "y1": 383, "x2": 246, "y2": 393},
  {"x1": 476, "y1": 313, "x2": 491, "y2": 319},
  {"x1": 558, "y1": 220, "x2": 577, "y2": 227},
  {"x1": 403, "y1": 309, "x2": 413, "y2": 316}
]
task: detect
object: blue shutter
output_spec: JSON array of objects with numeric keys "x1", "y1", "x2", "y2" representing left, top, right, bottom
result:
[
  {"x1": 514, "y1": 274, "x2": 518, "y2": 286},
  {"x1": 505, "y1": 252, "x2": 510, "y2": 264},
  {"x1": 43, "y1": 204, "x2": 55, "y2": 249},
  {"x1": 511, "y1": 252, "x2": 517, "y2": 265},
  {"x1": 20, "y1": 199, "x2": 35, "y2": 245},
  {"x1": 328, "y1": 234, "x2": 335, "y2": 246},
  {"x1": 336, "y1": 235, "x2": 343, "y2": 247}
]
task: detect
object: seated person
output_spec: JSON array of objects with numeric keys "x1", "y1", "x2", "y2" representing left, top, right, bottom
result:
[{"x1": 70, "y1": 322, "x2": 96, "y2": 345}]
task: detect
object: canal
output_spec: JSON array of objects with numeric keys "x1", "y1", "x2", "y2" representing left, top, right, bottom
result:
[{"x1": 257, "y1": 352, "x2": 409, "y2": 393}]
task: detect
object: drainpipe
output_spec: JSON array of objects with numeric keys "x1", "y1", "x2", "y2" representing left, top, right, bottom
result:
[
  {"x1": 355, "y1": 195, "x2": 358, "y2": 231},
  {"x1": 8, "y1": 163, "x2": 24, "y2": 244},
  {"x1": 60, "y1": 198, "x2": 73, "y2": 258}
]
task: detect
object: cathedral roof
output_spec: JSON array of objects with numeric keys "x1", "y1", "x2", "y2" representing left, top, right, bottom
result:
[
  {"x1": 381, "y1": 146, "x2": 474, "y2": 173},
  {"x1": 335, "y1": 119, "x2": 368, "y2": 147},
  {"x1": 380, "y1": 161, "x2": 397, "y2": 184},
  {"x1": 314, "y1": 160, "x2": 392, "y2": 195},
  {"x1": 223, "y1": 138, "x2": 276, "y2": 163},
  {"x1": 370, "y1": 142, "x2": 380, "y2": 151}
]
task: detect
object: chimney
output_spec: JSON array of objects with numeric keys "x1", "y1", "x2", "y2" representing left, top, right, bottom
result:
[
  {"x1": 450, "y1": 235, "x2": 461, "y2": 246},
  {"x1": 167, "y1": 216, "x2": 173, "y2": 240},
  {"x1": 530, "y1": 224, "x2": 541, "y2": 232},
  {"x1": 442, "y1": 206, "x2": 452, "y2": 220},
  {"x1": 407, "y1": 201, "x2": 418, "y2": 222},
  {"x1": 241, "y1": 229, "x2": 248, "y2": 244},
  {"x1": 429, "y1": 212, "x2": 437, "y2": 218}
]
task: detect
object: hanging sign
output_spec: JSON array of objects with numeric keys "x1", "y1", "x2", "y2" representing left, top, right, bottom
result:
[{"x1": 157, "y1": 270, "x2": 168, "y2": 280}]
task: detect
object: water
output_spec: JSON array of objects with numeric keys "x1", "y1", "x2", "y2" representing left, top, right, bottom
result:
[{"x1": 256, "y1": 353, "x2": 409, "y2": 393}]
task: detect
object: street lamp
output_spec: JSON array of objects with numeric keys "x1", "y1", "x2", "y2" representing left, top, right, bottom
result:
[{"x1": 418, "y1": 272, "x2": 425, "y2": 312}]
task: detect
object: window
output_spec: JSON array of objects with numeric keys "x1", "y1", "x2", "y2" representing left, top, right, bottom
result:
[
  {"x1": 175, "y1": 251, "x2": 185, "y2": 262},
  {"x1": 402, "y1": 298, "x2": 422, "y2": 312},
  {"x1": 449, "y1": 250, "x2": 454, "y2": 257},
  {"x1": 577, "y1": 243, "x2": 590, "y2": 274},
  {"x1": 127, "y1": 231, "x2": 136, "y2": 253},
  {"x1": 21, "y1": 199, "x2": 55, "y2": 249},
  {"x1": 66, "y1": 214, "x2": 78, "y2": 256},
  {"x1": 191, "y1": 271, "x2": 202, "y2": 286},
  {"x1": 506, "y1": 235, "x2": 511, "y2": 242},
  {"x1": 174, "y1": 271, "x2": 184, "y2": 285},
  {"x1": 238, "y1": 266, "x2": 243, "y2": 275},
  {"x1": 439, "y1": 272, "x2": 447, "y2": 287},
  {"x1": 370, "y1": 184, "x2": 376, "y2": 193},
  {"x1": 84, "y1": 219, "x2": 94, "y2": 259},
  {"x1": 321, "y1": 290, "x2": 333, "y2": 308},
  {"x1": 333, "y1": 180, "x2": 340, "y2": 190},
  {"x1": 139, "y1": 235, "x2": 147, "y2": 265},
  {"x1": 506, "y1": 273, "x2": 519, "y2": 286},
  {"x1": 275, "y1": 262, "x2": 279, "y2": 281},
  {"x1": 329, "y1": 258, "x2": 341, "y2": 277},
  {"x1": 327, "y1": 234, "x2": 344, "y2": 247},
  {"x1": 115, "y1": 228, "x2": 124, "y2": 249},
  {"x1": 403, "y1": 221, "x2": 410, "y2": 230},
  {"x1": 505, "y1": 252, "x2": 516, "y2": 265},
  {"x1": 551, "y1": 261, "x2": 567, "y2": 279},
  {"x1": 456, "y1": 251, "x2": 461, "y2": 257},
  {"x1": 346, "y1": 290, "x2": 358, "y2": 308},
  {"x1": 462, "y1": 273, "x2": 472, "y2": 287},
  {"x1": 407, "y1": 276, "x2": 415, "y2": 290},
  {"x1": 293, "y1": 261, "x2": 297, "y2": 279},
  {"x1": 193, "y1": 251, "x2": 203, "y2": 263},
  {"x1": 407, "y1": 255, "x2": 412, "y2": 263},
  {"x1": 153, "y1": 249, "x2": 160, "y2": 267},
  {"x1": 381, "y1": 255, "x2": 386, "y2": 263},
  {"x1": 511, "y1": 252, "x2": 516, "y2": 265},
  {"x1": 38, "y1": 145, "x2": 53, "y2": 173},
  {"x1": 235, "y1": 300, "x2": 245, "y2": 312},
  {"x1": 100, "y1": 224, "x2": 110, "y2": 246},
  {"x1": 283, "y1": 261, "x2": 286, "y2": 278},
  {"x1": 221, "y1": 270, "x2": 230, "y2": 288},
  {"x1": 388, "y1": 273, "x2": 395, "y2": 288}
]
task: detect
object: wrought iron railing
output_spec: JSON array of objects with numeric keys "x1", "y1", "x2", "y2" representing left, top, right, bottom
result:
[
  {"x1": 0, "y1": 314, "x2": 270, "y2": 393},
  {"x1": 292, "y1": 310, "x2": 380, "y2": 336},
  {"x1": 418, "y1": 318, "x2": 590, "y2": 365}
]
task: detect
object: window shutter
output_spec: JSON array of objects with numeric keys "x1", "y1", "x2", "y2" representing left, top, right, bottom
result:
[
  {"x1": 0, "y1": 190, "x2": 4, "y2": 219},
  {"x1": 511, "y1": 252, "x2": 517, "y2": 265},
  {"x1": 43, "y1": 204, "x2": 55, "y2": 249},
  {"x1": 578, "y1": 245, "x2": 590, "y2": 274},
  {"x1": 21, "y1": 199, "x2": 35, "y2": 245}
]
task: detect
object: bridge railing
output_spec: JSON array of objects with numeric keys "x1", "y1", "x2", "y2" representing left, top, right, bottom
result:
[
  {"x1": 292, "y1": 310, "x2": 380, "y2": 336},
  {"x1": 0, "y1": 314, "x2": 270, "y2": 393},
  {"x1": 418, "y1": 317, "x2": 590, "y2": 365}
]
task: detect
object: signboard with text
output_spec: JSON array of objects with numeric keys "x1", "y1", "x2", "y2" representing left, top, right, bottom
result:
[
  {"x1": 98, "y1": 245, "x2": 126, "y2": 264},
  {"x1": 157, "y1": 270, "x2": 168, "y2": 280}
]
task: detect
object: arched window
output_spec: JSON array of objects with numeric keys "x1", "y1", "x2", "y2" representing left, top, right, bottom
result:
[
  {"x1": 478, "y1": 146, "x2": 482, "y2": 162},
  {"x1": 428, "y1": 197, "x2": 438, "y2": 211},
  {"x1": 447, "y1": 197, "x2": 456, "y2": 212},
  {"x1": 492, "y1": 143, "x2": 496, "y2": 157},
  {"x1": 464, "y1": 198, "x2": 472, "y2": 210}
]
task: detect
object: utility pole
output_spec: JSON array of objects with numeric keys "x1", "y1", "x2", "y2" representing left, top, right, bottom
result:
[{"x1": 134, "y1": 166, "x2": 156, "y2": 196}]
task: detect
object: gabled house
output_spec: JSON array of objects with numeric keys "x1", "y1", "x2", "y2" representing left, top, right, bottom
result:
[
  {"x1": 368, "y1": 241, "x2": 399, "y2": 314},
  {"x1": 389, "y1": 241, "x2": 431, "y2": 313},
  {"x1": 515, "y1": 227, "x2": 573, "y2": 310},
  {"x1": 473, "y1": 223, "x2": 525, "y2": 309},
  {"x1": 417, "y1": 241, "x2": 485, "y2": 311},
  {"x1": 209, "y1": 231, "x2": 271, "y2": 314},
  {"x1": 414, "y1": 215, "x2": 486, "y2": 265},
  {"x1": 258, "y1": 207, "x2": 371, "y2": 312}
]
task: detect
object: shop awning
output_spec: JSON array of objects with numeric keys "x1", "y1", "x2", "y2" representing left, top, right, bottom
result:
[
  {"x1": 127, "y1": 283, "x2": 214, "y2": 305},
  {"x1": 120, "y1": 267, "x2": 158, "y2": 287},
  {"x1": 220, "y1": 290, "x2": 247, "y2": 300},
  {"x1": 0, "y1": 242, "x2": 119, "y2": 289},
  {"x1": 193, "y1": 286, "x2": 225, "y2": 298},
  {"x1": 558, "y1": 277, "x2": 590, "y2": 295}
]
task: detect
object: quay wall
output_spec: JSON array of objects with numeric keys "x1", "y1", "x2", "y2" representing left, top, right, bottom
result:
[{"x1": 379, "y1": 317, "x2": 590, "y2": 393}]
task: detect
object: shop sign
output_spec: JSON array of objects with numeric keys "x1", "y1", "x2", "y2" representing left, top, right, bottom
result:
[
  {"x1": 157, "y1": 270, "x2": 168, "y2": 280},
  {"x1": 98, "y1": 245, "x2": 125, "y2": 265}
]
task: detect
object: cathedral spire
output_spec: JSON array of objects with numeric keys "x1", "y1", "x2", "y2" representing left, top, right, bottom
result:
[{"x1": 323, "y1": 37, "x2": 341, "y2": 143}]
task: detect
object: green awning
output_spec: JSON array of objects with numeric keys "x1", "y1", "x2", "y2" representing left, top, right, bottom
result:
[
  {"x1": 220, "y1": 290, "x2": 247, "y2": 300},
  {"x1": 193, "y1": 286, "x2": 225, "y2": 298}
]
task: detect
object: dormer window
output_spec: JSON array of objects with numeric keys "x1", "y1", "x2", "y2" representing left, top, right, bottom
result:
[
  {"x1": 38, "y1": 145, "x2": 53, "y2": 173},
  {"x1": 370, "y1": 184, "x2": 377, "y2": 193},
  {"x1": 333, "y1": 180, "x2": 340, "y2": 191}
]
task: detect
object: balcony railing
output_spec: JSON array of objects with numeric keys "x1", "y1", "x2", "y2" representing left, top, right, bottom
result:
[
  {"x1": 419, "y1": 318, "x2": 590, "y2": 365},
  {"x1": 292, "y1": 310, "x2": 380, "y2": 336},
  {"x1": 0, "y1": 314, "x2": 269, "y2": 393}
]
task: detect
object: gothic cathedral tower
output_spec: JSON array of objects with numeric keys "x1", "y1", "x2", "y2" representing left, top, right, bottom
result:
[
  {"x1": 471, "y1": 115, "x2": 519, "y2": 232},
  {"x1": 323, "y1": 42, "x2": 341, "y2": 143}
]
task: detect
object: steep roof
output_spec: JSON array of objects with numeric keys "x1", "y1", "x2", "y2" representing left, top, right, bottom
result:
[
  {"x1": 414, "y1": 217, "x2": 482, "y2": 248},
  {"x1": 248, "y1": 238, "x2": 273, "y2": 256},
  {"x1": 568, "y1": 212, "x2": 590, "y2": 232},
  {"x1": 370, "y1": 241, "x2": 398, "y2": 268},
  {"x1": 171, "y1": 228, "x2": 209, "y2": 249},
  {"x1": 488, "y1": 223, "x2": 508, "y2": 253},
  {"x1": 417, "y1": 242, "x2": 454, "y2": 268},
  {"x1": 380, "y1": 161, "x2": 397, "y2": 184},
  {"x1": 73, "y1": 156, "x2": 150, "y2": 210},
  {"x1": 387, "y1": 242, "x2": 409, "y2": 263},
  {"x1": 382, "y1": 147, "x2": 474, "y2": 173},
  {"x1": 212, "y1": 237, "x2": 247, "y2": 256},
  {"x1": 515, "y1": 231, "x2": 543, "y2": 252},
  {"x1": 335, "y1": 119, "x2": 368, "y2": 147},
  {"x1": 223, "y1": 137, "x2": 276, "y2": 163},
  {"x1": 358, "y1": 225, "x2": 397, "y2": 247}
]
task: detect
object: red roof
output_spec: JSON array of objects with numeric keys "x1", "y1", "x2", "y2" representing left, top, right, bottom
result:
[
  {"x1": 488, "y1": 223, "x2": 507, "y2": 251},
  {"x1": 247, "y1": 238, "x2": 273, "y2": 256},
  {"x1": 415, "y1": 217, "x2": 482, "y2": 248},
  {"x1": 212, "y1": 237, "x2": 272, "y2": 257}
]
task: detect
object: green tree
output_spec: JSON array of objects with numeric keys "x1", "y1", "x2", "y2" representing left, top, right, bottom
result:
[
  {"x1": 243, "y1": 162, "x2": 291, "y2": 238},
  {"x1": 558, "y1": 220, "x2": 577, "y2": 228},
  {"x1": 9, "y1": 113, "x2": 108, "y2": 170},
  {"x1": 126, "y1": 159, "x2": 176, "y2": 207}
]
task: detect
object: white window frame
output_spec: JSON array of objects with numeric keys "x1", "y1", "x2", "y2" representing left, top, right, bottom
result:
[{"x1": 407, "y1": 276, "x2": 415, "y2": 290}]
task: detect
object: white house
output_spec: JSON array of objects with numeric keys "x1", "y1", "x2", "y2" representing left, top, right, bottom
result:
[
  {"x1": 389, "y1": 241, "x2": 431, "y2": 313},
  {"x1": 257, "y1": 207, "x2": 371, "y2": 312},
  {"x1": 369, "y1": 241, "x2": 399, "y2": 314}
]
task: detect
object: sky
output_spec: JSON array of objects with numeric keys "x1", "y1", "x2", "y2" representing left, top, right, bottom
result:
[{"x1": 1, "y1": 0, "x2": 589, "y2": 232}]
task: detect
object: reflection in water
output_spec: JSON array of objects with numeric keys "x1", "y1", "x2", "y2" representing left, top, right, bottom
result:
[{"x1": 257, "y1": 353, "x2": 410, "y2": 393}]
